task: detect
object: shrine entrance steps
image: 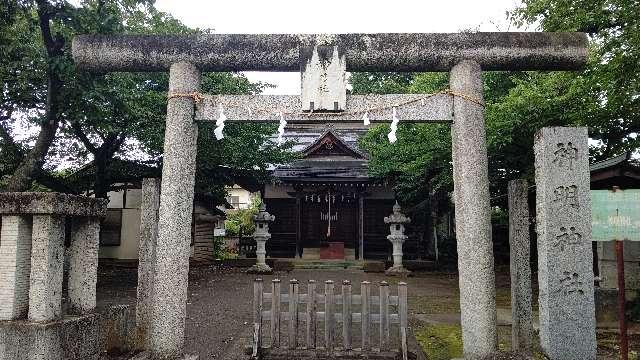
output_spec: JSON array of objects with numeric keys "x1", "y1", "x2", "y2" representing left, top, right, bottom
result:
[{"x1": 291, "y1": 259, "x2": 369, "y2": 270}]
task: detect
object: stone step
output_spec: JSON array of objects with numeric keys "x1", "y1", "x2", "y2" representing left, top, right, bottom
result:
[{"x1": 291, "y1": 260, "x2": 364, "y2": 270}]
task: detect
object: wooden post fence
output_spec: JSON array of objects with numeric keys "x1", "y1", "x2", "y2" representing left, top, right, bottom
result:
[
  {"x1": 252, "y1": 279, "x2": 408, "y2": 359},
  {"x1": 252, "y1": 278, "x2": 263, "y2": 357}
]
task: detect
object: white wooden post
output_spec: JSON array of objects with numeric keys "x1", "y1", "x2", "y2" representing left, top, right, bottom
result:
[
  {"x1": 379, "y1": 281, "x2": 390, "y2": 351},
  {"x1": 342, "y1": 280, "x2": 352, "y2": 350},
  {"x1": 253, "y1": 278, "x2": 263, "y2": 357},
  {"x1": 271, "y1": 279, "x2": 281, "y2": 347},
  {"x1": 399, "y1": 282, "x2": 408, "y2": 360},
  {"x1": 325, "y1": 280, "x2": 335, "y2": 350},
  {"x1": 289, "y1": 279, "x2": 299, "y2": 349},
  {"x1": 361, "y1": 281, "x2": 371, "y2": 351},
  {"x1": 306, "y1": 280, "x2": 317, "y2": 348}
]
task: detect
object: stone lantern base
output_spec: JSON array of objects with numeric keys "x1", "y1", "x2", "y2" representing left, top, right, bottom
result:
[
  {"x1": 385, "y1": 265, "x2": 411, "y2": 277},
  {"x1": 246, "y1": 263, "x2": 273, "y2": 274}
]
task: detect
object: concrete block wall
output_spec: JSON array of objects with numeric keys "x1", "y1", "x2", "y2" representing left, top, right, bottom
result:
[
  {"x1": 597, "y1": 240, "x2": 640, "y2": 290},
  {"x1": 0, "y1": 215, "x2": 33, "y2": 320},
  {"x1": 0, "y1": 305, "x2": 137, "y2": 360}
]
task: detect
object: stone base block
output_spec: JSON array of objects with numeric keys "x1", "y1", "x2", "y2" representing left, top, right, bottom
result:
[
  {"x1": 273, "y1": 260, "x2": 294, "y2": 272},
  {"x1": 0, "y1": 305, "x2": 136, "y2": 360},
  {"x1": 99, "y1": 304, "x2": 137, "y2": 353},
  {"x1": 452, "y1": 353, "x2": 534, "y2": 360},
  {"x1": 301, "y1": 247, "x2": 321, "y2": 260},
  {"x1": 363, "y1": 261, "x2": 387, "y2": 273},
  {"x1": 0, "y1": 313, "x2": 100, "y2": 360},
  {"x1": 247, "y1": 263, "x2": 273, "y2": 274},
  {"x1": 385, "y1": 266, "x2": 412, "y2": 277},
  {"x1": 260, "y1": 348, "x2": 401, "y2": 360},
  {"x1": 129, "y1": 352, "x2": 198, "y2": 360},
  {"x1": 595, "y1": 288, "x2": 619, "y2": 324}
]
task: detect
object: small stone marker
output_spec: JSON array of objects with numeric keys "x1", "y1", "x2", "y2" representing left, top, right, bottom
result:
[
  {"x1": 247, "y1": 203, "x2": 275, "y2": 274},
  {"x1": 384, "y1": 202, "x2": 411, "y2": 276},
  {"x1": 508, "y1": 179, "x2": 533, "y2": 352},
  {"x1": 534, "y1": 127, "x2": 596, "y2": 360}
]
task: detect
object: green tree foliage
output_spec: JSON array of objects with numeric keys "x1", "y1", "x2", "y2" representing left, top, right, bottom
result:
[
  {"x1": 354, "y1": 0, "x2": 639, "y2": 208},
  {"x1": 511, "y1": 0, "x2": 640, "y2": 159},
  {"x1": 224, "y1": 196, "x2": 261, "y2": 237},
  {"x1": 1, "y1": 1, "x2": 295, "y2": 200},
  {"x1": 0, "y1": 3, "x2": 45, "y2": 180},
  {"x1": 353, "y1": 73, "x2": 451, "y2": 205}
]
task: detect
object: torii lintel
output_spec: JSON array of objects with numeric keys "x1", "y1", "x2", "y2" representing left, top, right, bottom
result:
[{"x1": 72, "y1": 32, "x2": 588, "y2": 73}]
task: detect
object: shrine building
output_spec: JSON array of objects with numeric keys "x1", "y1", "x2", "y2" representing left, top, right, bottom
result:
[{"x1": 263, "y1": 125, "x2": 418, "y2": 260}]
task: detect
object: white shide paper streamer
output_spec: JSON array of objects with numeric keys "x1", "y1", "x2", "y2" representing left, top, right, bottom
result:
[
  {"x1": 388, "y1": 107, "x2": 399, "y2": 143},
  {"x1": 277, "y1": 112, "x2": 287, "y2": 145},
  {"x1": 214, "y1": 104, "x2": 226, "y2": 140}
]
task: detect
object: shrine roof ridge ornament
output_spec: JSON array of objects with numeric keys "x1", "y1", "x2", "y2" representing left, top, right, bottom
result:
[{"x1": 72, "y1": 32, "x2": 588, "y2": 73}]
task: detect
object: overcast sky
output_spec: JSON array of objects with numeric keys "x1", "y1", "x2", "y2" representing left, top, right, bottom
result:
[{"x1": 155, "y1": 0, "x2": 529, "y2": 94}]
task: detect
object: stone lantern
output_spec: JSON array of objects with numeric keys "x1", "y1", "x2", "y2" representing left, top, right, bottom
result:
[
  {"x1": 384, "y1": 201, "x2": 411, "y2": 275},
  {"x1": 247, "y1": 203, "x2": 275, "y2": 274}
]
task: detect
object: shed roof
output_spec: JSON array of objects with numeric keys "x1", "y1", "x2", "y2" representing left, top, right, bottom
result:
[{"x1": 590, "y1": 151, "x2": 640, "y2": 189}]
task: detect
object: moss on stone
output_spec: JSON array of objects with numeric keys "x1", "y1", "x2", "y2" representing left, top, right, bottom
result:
[{"x1": 414, "y1": 324, "x2": 463, "y2": 360}]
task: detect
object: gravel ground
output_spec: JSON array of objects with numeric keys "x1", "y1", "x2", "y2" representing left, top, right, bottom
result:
[
  {"x1": 96, "y1": 265, "x2": 437, "y2": 359},
  {"x1": 96, "y1": 264, "x2": 636, "y2": 359},
  {"x1": 97, "y1": 264, "x2": 256, "y2": 359}
]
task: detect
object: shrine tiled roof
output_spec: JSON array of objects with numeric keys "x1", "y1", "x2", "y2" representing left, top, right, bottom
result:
[
  {"x1": 274, "y1": 124, "x2": 369, "y2": 153},
  {"x1": 272, "y1": 126, "x2": 374, "y2": 182},
  {"x1": 589, "y1": 151, "x2": 631, "y2": 172}
]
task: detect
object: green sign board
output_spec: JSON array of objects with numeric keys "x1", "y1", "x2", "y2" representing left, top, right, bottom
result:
[{"x1": 592, "y1": 189, "x2": 640, "y2": 241}]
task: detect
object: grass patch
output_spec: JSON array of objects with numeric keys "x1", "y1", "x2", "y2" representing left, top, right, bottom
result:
[
  {"x1": 409, "y1": 295, "x2": 460, "y2": 314},
  {"x1": 495, "y1": 286, "x2": 540, "y2": 309},
  {"x1": 414, "y1": 324, "x2": 463, "y2": 360},
  {"x1": 495, "y1": 288, "x2": 512, "y2": 308}
]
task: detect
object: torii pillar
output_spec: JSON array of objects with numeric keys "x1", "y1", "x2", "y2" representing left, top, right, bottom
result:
[
  {"x1": 450, "y1": 60, "x2": 497, "y2": 354},
  {"x1": 149, "y1": 62, "x2": 200, "y2": 358}
]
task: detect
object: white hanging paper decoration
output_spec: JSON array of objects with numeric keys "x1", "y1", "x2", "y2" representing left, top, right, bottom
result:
[
  {"x1": 362, "y1": 111, "x2": 370, "y2": 126},
  {"x1": 276, "y1": 112, "x2": 287, "y2": 145},
  {"x1": 214, "y1": 104, "x2": 226, "y2": 140},
  {"x1": 388, "y1": 107, "x2": 399, "y2": 143}
]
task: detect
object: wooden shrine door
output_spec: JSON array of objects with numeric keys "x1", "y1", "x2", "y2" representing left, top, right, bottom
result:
[{"x1": 301, "y1": 193, "x2": 357, "y2": 259}]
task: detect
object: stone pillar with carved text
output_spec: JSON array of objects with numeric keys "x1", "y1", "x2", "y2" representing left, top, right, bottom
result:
[
  {"x1": 534, "y1": 127, "x2": 596, "y2": 360},
  {"x1": 450, "y1": 60, "x2": 497, "y2": 357},
  {"x1": 148, "y1": 62, "x2": 200, "y2": 358}
]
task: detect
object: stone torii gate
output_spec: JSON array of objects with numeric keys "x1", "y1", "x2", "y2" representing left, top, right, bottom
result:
[{"x1": 72, "y1": 32, "x2": 587, "y2": 359}]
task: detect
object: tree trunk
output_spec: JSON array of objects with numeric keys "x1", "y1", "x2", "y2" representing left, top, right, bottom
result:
[
  {"x1": 93, "y1": 154, "x2": 111, "y2": 199},
  {"x1": 4, "y1": 117, "x2": 60, "y2": 191},
  {"x1": 4, "y1": 0, "x2": 63, "y2": 192}
]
